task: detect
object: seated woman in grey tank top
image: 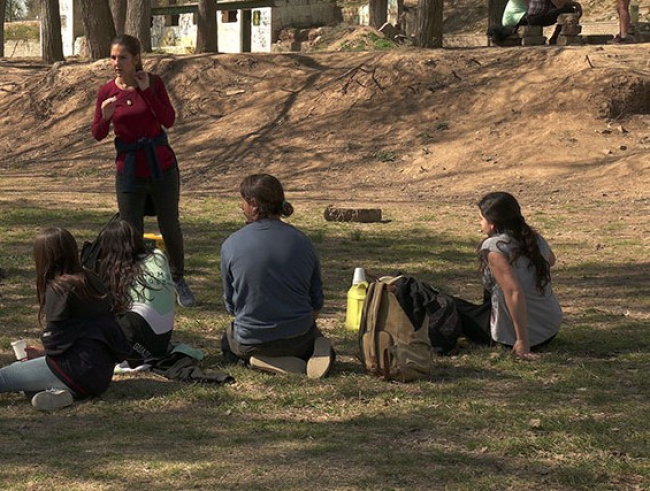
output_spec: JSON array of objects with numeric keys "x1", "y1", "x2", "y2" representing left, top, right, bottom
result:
[{"x1": 453, "y1": 192, "x2": 562, "y2": 359}]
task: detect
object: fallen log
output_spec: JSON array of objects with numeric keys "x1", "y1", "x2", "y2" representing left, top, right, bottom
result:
[{"x1": 323, "y1": 206, "x2": 382, "y2": 223}]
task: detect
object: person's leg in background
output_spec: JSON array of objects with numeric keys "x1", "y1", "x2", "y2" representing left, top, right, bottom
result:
[
  {"x1": 115, "y1": 173, "x2": 147, "y2": 235},
  {"x1": 452, "y1": 296, "x2": 493, "y2": 346},
  {"x1": 528, "y1": 5, "x2": 576, "y2": 44},
  {"x1": 617, "y1": 0, "x2": 631, "y2": 40},
  {"x1": 149, "y1": 165, "x2": 195, "y2": 307}
]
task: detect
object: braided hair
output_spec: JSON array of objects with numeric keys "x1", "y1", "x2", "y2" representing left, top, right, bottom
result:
[{"x1": 478, "y1": 192, "x2": 551, "y2": 293}]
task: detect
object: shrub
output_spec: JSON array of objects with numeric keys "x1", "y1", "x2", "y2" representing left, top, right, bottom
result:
[{"x1": 4, "y1": 21, "x2": 40, "y2": 41}]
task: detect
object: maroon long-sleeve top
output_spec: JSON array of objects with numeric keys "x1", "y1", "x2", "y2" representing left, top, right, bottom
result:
[{"x1": 91, "y1": 74, "x2": 176, "y2": 178}]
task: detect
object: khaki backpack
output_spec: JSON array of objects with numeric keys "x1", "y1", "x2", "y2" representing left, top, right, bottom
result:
[{"x1": 358, "y1": 276, "x2": 434, "y2": 382}]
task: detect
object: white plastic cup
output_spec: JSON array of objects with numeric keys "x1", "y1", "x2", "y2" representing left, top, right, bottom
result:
[
  {"x1": 352, "y1": 267, "x2": 367, "y2": 285},
  {"x1": 11, "y1": 339, "x2": 27, "y2": 361}
]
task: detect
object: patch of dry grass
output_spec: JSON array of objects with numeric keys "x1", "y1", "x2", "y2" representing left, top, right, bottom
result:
[{"x1": 0, "y1": 191, "x2": 648, "y2": 491}]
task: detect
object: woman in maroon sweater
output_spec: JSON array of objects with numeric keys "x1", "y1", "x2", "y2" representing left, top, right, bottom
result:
[{"x1": 91, "y1": 34, "x2": 195, "y2": 307}]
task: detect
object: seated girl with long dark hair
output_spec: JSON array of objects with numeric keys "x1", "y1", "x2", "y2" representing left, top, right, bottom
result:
[
  {"x1": 0, "y1": 228, "x2": 129, "y2": 410},
  {"x1": 454, "y1": 192, "x2": 562, "y2": 358},
  {"x1": 96, "y1": 219, "x2": 176, "y2": 366}
]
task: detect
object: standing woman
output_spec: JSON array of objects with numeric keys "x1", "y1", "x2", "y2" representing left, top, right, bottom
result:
[
  {"x1": 220, "y1": 174, "x2": 334, "y2": 378},
  {"x1": 0, "y1": 228, "x2": 130, "y2": 410},
  {"x1": 97, "y1": 219, "x2": 175, "y2": 366},
  {"x1": 91, "y1": 34, "x2": 195, "y2": 307},
  {"x1": 454, "y1": 192, "x2": 562, "y2": 358}
]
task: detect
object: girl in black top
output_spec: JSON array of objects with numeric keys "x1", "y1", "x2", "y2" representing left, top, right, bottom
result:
[{"x1": 0, "y1": 228, "x2": 129, "y2": 410}]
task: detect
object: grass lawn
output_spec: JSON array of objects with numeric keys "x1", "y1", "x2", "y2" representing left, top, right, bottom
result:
[{"x1": 0, "y1": 191, "x2": 648, "y2": 491}]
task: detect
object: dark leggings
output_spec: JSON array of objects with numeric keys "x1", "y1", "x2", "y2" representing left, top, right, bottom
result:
[
  {"x1": 453, "y1": 295, "x2": 493, "y2": 346},
  {"x1": 116, "y1": 165, "x2": 185, "y2": 281},
  {"x1": 221, "y1": 323, "x2": 324, "y2": 363},
  {"x1": 117, "y1": 311, "x2": 173, "y2": 365},
  {"x1": 453, "y1": 294, "x2": 556, "y2": 351},
  {"x1": 527, "y1": 5, "x2": 576, "y2": 27}
]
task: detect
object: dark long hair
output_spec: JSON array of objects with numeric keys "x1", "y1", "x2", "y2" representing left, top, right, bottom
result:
[
  {"x1": 33, "y1": 227, "x2": 103, "y2": 323},
  {"x1": 240, "y1": 174, "x2": 294, "y2": 220},
  {"x1": 112, "y1": 34, "x2": 144, "y2": 71},
  {"x1": 97, "y1": 219, "x2": 149, "y2": 313},
  {"x1": 478, "y1": 192, "x2": 551, "y2": 292}
]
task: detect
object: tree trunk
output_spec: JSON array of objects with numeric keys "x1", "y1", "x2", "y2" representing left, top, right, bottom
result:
[
  {"x1": 417, "y1": 0, "x2": 443, "y2": 48},
  {"x1": 109, "y1": 0, "x2": 126, "y2": 36},
  {"x1": 196, "y1": 0, "x2": 217, "y2": 53},
  {"x1": 488, "y1": 0, "x2": 509, "y2": 28},
  {"x1": 79, "y1": 0, "x2": 115, "y2": 60},
  {"x1": 0, "y1": 0, "x2": 6, "y2": 58},
  {"x1": 125, "y1": 0, "x2": 151, "y2": 51},
  {"x1": 41, "y1": 0, "x2": 64, "y2": 63},
  {"x1": 369, "y1": 0, "x2": 388, "y2": 29}
]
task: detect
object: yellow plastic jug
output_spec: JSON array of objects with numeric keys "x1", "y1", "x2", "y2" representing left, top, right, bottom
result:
[{"x1": 345, "y1": 281, "x2": 368, "y2": 331}]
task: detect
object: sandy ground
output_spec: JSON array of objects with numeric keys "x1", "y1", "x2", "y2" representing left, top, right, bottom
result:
[{"x1": 1, "y1": 42, "x2": 649, "y2": 207}]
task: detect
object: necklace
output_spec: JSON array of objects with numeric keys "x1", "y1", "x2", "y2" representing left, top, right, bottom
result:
[{"x1": 116, "y1": 77, "x2": 136, "y2": 106}]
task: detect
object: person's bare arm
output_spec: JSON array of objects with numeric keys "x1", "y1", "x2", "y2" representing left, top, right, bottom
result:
[{"x1": 488, "y1": 252, "x2": 532, "y2": 358}]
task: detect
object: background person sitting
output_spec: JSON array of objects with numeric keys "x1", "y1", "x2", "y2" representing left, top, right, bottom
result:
[
  {"x1": 97, "y1": 219, "x2": 176, "y2": 367},
  {"x1": 488, "y1": 0, "x2": 529, "y2": 43},
  {"x1": 527, "y1": 0, "x2": 582, "y2": 44},
  {"x1": 220, "y1": 174, "x2": 334, "y2": 378}
]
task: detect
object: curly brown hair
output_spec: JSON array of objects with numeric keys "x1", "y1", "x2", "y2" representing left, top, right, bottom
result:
[{"x1": 97, "y1": 219, "x2": 150, "y2": 313}]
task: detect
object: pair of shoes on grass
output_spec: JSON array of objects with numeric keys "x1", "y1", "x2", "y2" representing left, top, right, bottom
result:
[
  {"x1": 249, "y1": 337, "x2": 334, "y2": 379},
  {"x1": 31, "y1": 389, "x2": 73, "y2": 411}
]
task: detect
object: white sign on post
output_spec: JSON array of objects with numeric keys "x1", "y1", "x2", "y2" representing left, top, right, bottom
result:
[
  {"x1": 251, "y1": 8, "x2": 272, "y2": 53},
  {"x1": 59, "y1": 0, "x2": 75, "y2": 57}
]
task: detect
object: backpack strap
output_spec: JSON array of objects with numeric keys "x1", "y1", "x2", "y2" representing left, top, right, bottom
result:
[{"x1": 359, "y1": 279, "x2": 391, "y2": 373}]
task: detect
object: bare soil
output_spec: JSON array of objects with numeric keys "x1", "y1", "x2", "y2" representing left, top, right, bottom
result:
[{"x1": 1, "y1": 42, "x2": 650, "y2": 210}]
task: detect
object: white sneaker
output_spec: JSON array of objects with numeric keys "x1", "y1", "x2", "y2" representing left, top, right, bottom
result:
[{"x1": 31, "y1": 389, "x2": 74, "y2": 411}]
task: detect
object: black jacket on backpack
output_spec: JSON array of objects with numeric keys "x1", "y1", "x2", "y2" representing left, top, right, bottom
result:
[{"x1": 393, "y1": 276, "x2": 462, "y2": 355}]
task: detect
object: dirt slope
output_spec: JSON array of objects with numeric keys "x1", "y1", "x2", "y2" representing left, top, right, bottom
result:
[{"x1": 1, "y1": 44, "x2": 650, "y2": 208}]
